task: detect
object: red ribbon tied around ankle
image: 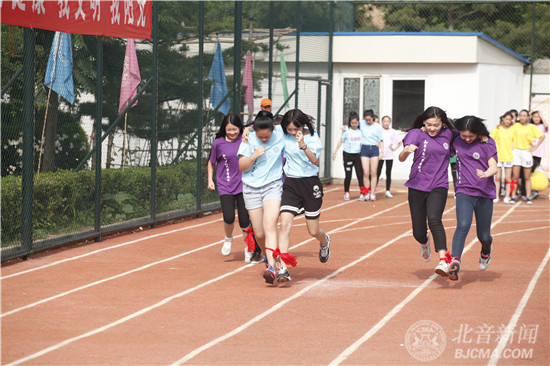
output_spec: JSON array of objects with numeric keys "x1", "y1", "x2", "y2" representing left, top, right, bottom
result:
[
  {"x1": 360, "y1": 186, "x2": 370, "y2": 195},
  {"x1": 243, "y1": 227, "x2": 255, "y2": 252},
  {"x1": 444, "y1": 251, "x2": 453, "y2": 263},
  {"x1": 272, "y1": 248, "x2": 297, "y2": 267}
]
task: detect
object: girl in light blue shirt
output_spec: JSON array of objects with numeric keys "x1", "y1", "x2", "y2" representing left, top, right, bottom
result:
[
  {"x1": 359, "y1": 109, "x2": 384, "y2": 201},
  {"x1": 275, "y1": 109, "x2": 331, "y2": 283},
  {"x1": 238, "y1": 111, "x2": 285, "y2": 284}
]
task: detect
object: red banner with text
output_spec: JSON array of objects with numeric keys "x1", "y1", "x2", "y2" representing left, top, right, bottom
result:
[{"x1": 1, "y1": 0, "x2": 152, "y2": 39}]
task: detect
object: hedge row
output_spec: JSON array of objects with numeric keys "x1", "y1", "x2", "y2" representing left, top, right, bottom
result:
[{"x1": 1, "y1": 161, "x2": 218, "y2": 246}]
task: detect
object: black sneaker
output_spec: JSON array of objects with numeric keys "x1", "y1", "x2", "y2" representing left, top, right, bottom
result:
[
  {"x1": 448, "y1": 258, "x2": 460, "y2": 281},
  {"x1": 319, "y1": 234, "x2": 331, "y2": 263},
  {"x1": 277, "y1": 268, "x2": 291, "y2": 282},
  {"x1": 250, "y1": 251, "x2": 263, "y2": 264}
]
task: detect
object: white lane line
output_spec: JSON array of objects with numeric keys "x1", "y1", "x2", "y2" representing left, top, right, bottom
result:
[
  {"x1": 1, "y1": 199, "x2": 360, "y2": 316},
  {"x1": 171, "y1": 202, "x2": 410, "y2": 365},
  {"x1": 487, "y1": 248, "x2": 550, "y2": 366},
  {"x1": 1, "y1": 240, "x2": 223, "y2": 318},
  {"x1": 1, "y1": 187, "x2": 344, "y2": 280},
  {"x1": 328, "y1": 203, "x2": 520, "y2": 366},
  {"x1": 0, "y1": 218, "x2": 223, "y2": 280},
  {"x1": 5, "y1": 201, "x2": 408, "y2": 366}
]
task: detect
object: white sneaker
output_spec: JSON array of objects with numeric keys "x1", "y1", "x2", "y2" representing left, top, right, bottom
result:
[
  {"x1": 244, "y1": 248, "x2": 253, "y2": 263},
  {"x1": 358, "y1": 193, "x2": 366, "y2": 201},
  {"x1": 344, "y1": 192, "x2": 350, "y2": 201},
  {"x1": 503, "y1": 197, "x2": 511, "y2": 204},
  {"x1": 221, "y1": 237, "x2": 233, "y2": 256},
  {"x1": 385, "y1": 191, "x2": 393, "y2": 198},
  {"x1": 420, "y1": 236, "x2": 431, "y2": 262},
  {"x1": 493, "y1": 198, "x2": 500, "y2": 203},
  {"x1": 370, "y1": 193, "x2": 376, "y2": 202},
  {"x1": 478, "y1": 246, "x2": 492, "y2": 270},
  {"x1": 435, "y1": 260, "x2": 450, "y2": 277}
]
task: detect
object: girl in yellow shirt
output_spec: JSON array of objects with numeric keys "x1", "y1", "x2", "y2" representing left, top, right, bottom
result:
[
  {"x1": 511, "y1": 109, "x2": 545, "y2": 204},
  {"x1": 490, "y1": 112, "x2": 514, "y2": 203}
]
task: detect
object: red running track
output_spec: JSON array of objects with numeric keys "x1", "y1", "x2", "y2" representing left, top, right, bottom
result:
[{"x1": 1, "y1": 185, "x2": 548, "y2": 365}]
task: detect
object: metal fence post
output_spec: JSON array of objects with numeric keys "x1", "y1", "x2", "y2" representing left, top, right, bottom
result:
[
  {"x1": 233, "y1": 1, "x2": 242, "y2": 115},
  {"x1": 528, "y1": 2, "x2": 536, "y2": 111},
  {"x1": 196, "y1": 1, "x2": 204, "y2": 211},
  {"x1": 151, "y1": 0, "x2": 158, "y2": 224},
  {"x1": 295, "y1": 1, "x2": 301, "y2": 109},
  {"x1": 21, "y1": 28, "x2": 35, "y2": 257},
  {"x1": 94, "y1": 36, "x2": 103, "y2": 241},
  {"x1": 324, "y1": 1, "x2": 334, "y2": 180},
  {"x1": 269, "y1": 1, "x2": 274, "y2": 100}
]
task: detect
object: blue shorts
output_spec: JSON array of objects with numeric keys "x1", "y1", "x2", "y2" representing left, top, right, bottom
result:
[
  {"x1": 243, "y1": 179, "x2": 283, "y2": 210},
  {"x1": 360, "y1": 144, "x2": 380, "y2": 158}
]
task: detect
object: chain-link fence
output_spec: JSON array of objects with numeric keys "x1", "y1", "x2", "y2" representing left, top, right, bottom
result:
[
  {"x1": 1, "y1": 1, "x2": 337, "y2": 260},
  {"x1": 2, "y1": 1, "x2": 548, "y2": 261}
]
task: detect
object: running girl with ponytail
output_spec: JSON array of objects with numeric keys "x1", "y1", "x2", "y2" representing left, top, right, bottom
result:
[
  {"x1": 448, "y1": 116, "x2": 498, "y2": 281},
  {"x1": 399, "y1": 106, "x2": 455, "y2": 277},
  {"x1": 238, "y1": 111, "x2": 287, "y2": 284},
  {"x1": 276, "y1": 109, "x2": 331, "y2": 282}
]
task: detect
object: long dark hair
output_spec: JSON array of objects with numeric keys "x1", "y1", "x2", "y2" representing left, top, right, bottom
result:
[
  {"x1": 454, "y1": 115, "x2": 490, "y2": 137},
  {"x1": 253, "y1": 110, "x2": 274, "y2": 131},
  {"x1": 215, "y1": 113, "x2": 244, "y2": 139},
  {"x1": 348, "y1": 111, "x2": 359, "y2": 128},
  {"x1": 281, "y1": 109, "x2": 317, "y2": 136},
  {"x1": 408, "y1": 106, "x2": 454, "y2": 131}
]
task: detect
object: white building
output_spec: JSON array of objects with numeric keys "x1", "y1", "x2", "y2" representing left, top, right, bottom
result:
[{"x1": 329, "y1": 32, "x2": 531, "y2": 181}]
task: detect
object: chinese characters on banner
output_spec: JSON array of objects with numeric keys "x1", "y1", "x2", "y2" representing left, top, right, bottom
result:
[{"x1": 1, "y1": 0, "x2": 152, "y2": 39}]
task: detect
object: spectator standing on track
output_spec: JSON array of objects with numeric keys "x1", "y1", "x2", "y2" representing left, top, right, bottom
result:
[
  {"x1": 359, "y1": 109, "x2": 384, "y2": 201},
  {"x1": 276, "y1": 109, "x2": 331, "y2": 283},
  {"x1": 510, "y1": 109, "x2": 545, "y2": 204},
  {"x1": 398, "y1": 106, "x2": 455, "y2": 277},
  {"x1": 207, "y1": 114, "x2": 262, "y2": 263},
  {"x1": 530, "y1": 110, "x2": 548, "y2": 175},
  {"x1": 332, "y1": 111, "x2": 367, "y2": 201},
  {"x1": 448, "y1": 116, "x2": 498, "y2": 281},
  {"x1": 490, "y1": 111, "x2": 514, "y2": 203},
  {"x1": 238, "y1": 111, "x2": 285, "y2": 284},
  {"x1": 376, "y1": 115, "x2": 402, "y2": 198}
]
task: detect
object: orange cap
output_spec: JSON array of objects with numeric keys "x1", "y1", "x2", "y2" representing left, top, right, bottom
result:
[{"x1": 261, "y1": 98, "x2": 272, "y2": 107}]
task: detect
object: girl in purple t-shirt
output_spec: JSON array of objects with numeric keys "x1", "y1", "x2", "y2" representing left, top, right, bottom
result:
[
  {"x1": 448, "y1": 116, "x2": 498, "y2": 281},
  {"x1": 399, "y1": 106, "x2": 454, "y2": 277},
  {"x1": 208, "y1": 114, "x2": 260, "y2": 262}
]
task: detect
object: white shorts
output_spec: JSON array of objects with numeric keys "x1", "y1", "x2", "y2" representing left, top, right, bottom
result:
[
  {"x1": 497, "y1": 161, "x2": 513, "y2": 168},
  {"x1": 512, "y1": 149, "x2": 533, "y2": 168},
  {"x1": 243, "y1": 179, "x2": 283, "y2": 210}
]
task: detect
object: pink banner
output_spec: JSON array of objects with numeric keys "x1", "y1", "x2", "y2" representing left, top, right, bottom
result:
[{"x1": 1, "y1": 0, "x2": 152, "y2": 39}]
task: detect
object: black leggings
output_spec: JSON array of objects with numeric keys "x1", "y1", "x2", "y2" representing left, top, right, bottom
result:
[
  {"x1": 376, "y1": 160, "x2": 394, "y2": 191},
  {"x1": 220, "y1": 193, "x2": 261, "y2": 253},
  {"x1": 219, "y1": 193, "x2": 249, "y2": 229},
  {"x1": 408, "y1": 187, "x2": 448, "y2": 252},
  {"x1": 343, "y1": 151, "x2": 364, "y2": 192}
]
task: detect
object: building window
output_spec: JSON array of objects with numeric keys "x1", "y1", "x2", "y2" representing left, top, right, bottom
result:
[
  {"x1": 392, "y1": 80, "x2": 425, "y2": 130},
  {"x1": 343, "y1": 78, "x2": 360, "y2": 125},
  {"x1": 363, "y1": 78, "x2": 380, "y2": 117},
  {"x1": 343, "y1": 77, "x2": 380, "y2": 125}
]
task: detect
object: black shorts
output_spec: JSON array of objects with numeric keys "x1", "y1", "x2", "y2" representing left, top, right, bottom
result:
[{"x1": 280, "y1": 176, "x2": 323, "y2": 219}]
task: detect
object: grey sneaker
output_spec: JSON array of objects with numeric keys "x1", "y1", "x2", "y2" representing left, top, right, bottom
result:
[
  {"x1": 478, "y1": 248, "x2": 492, "y2": 271},
  {"x1": 277, "y1": 267, "x2": 291, "y2": 282},
  {"x1": 319, "y1": 234, "x2": 331, "y2": 263},
  {"x1": 420, "y1": 236, "x2": 431, "y2": 262}
]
